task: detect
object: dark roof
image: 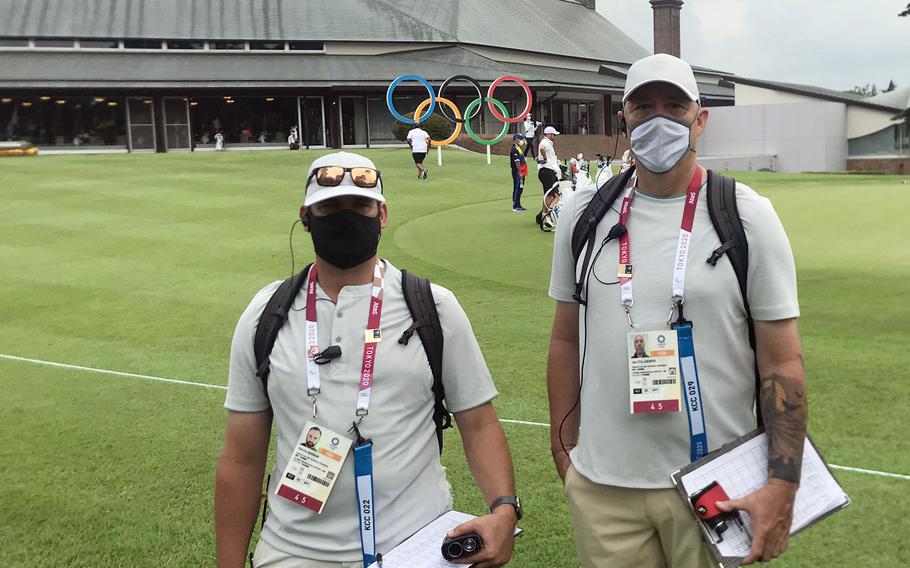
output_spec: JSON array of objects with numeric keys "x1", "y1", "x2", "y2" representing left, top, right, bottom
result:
[
  {"x1": 0, "y1": 0, "x2": 649, "y2": 64},
  {"x1": 0, "y1": 46, "x2": 631, "y2": 91},
  {"x1": 722, "y1": 76, "x2": 904, "y2": 113}
]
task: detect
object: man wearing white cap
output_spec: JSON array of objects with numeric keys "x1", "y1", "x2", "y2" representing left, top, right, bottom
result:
[
  {"x1": 547, "y1": 54, "x2": 806, "y2": 566},
  {"x1": 537, "y1": 125, "x2": 561, "y2": 194},
  {"x1": 216, "y1": 151, "x2": 520, "y2": 568}
]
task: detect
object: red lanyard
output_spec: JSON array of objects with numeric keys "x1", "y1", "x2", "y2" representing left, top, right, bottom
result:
[
  {"x1": 617, "y1": 168, "x2": 704, "y2": 326},
  {"x1": 304, "y1": 261, "x2": 384, "y2": 418}
]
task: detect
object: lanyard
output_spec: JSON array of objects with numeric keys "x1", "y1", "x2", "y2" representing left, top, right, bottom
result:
[
  {"x1": 304, "y1": 261, "x2": 385, "y2": 419},
  {"x1": 616, "y1": 168, "x2": 704, "y2": 327},
  {"x1": 676, "y1": 323, "x2": 708, "y2": 461},
  {"x1": 353, "y1": 433, "x2": 376, "y2": 567}
]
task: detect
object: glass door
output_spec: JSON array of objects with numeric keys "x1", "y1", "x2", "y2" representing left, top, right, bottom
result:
[
  {"x1": 163, "y1": 97, "x2": 191, "y2": 150},
  {"x1": 301, "y1": 96, "x2": 326, "y2": 147},
  {"x1": 339, "y1": 96, "x2": 367, "y2": 147},
  {"x1": 127, "y1": 97, "x2": 156, "y2": 151}
]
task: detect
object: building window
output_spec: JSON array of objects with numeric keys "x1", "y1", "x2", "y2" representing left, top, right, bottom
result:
[
  {"x1": 166, "y1": 40, "x2": 205, "y2": 50},
  {"x1": 211, "y1": 41, "x2": 245, "y2": 50},
  {"x1": 897, "y1": 122, "x2": 909, "y2": 153},
  {"x1": 0, "y1": 38, "x2": 29, "y2": 47},
  {"x1": 124, "y1": 39, "x2": 162, "y2": 49},
  {"x1": 190, "y1": 97, "x2": 299, "y2": 147},
  {"x1": 288, "y1": 41, "x2": 324, "y2": 51},
  {"x1": 249, "y1": 41, "x2": 285, "y2": 51},
  {"x1": 33, "y1": 38, "x2": 74, "y2": 48},
  {"x1": 78, "y1": 38, "x2": 119, "y2": 48},
  {"x1": 0, "y1": 96, "x2": 127, "y2": 147}
]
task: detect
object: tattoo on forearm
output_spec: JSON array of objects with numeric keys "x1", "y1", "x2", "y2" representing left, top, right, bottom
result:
[{"x1": 761, "y1": 373, "x2": 807, "y2": 484}]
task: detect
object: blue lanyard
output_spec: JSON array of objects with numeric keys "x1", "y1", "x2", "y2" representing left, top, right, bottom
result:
[
  {"x1": 354, "y1": 439, "x2": 376, "y2": 567},
  {"x1": 674, "y1": 320, "x2": 708, "y2": 461}
]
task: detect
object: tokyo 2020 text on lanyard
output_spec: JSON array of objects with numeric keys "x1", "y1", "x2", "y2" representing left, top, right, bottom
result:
[
  {"x1": 304, "y1": 261, "x2": 384, "y2": 421},
  {"x1": 305, "y1": 260, "x2": 383, "y2": 567},
  {"x1": 617, "y1": 167, "x2": 710, "y2": 462}
]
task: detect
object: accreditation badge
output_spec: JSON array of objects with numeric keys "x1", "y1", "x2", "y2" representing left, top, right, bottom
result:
[
  {"x1": 627, "y1": 330, "x2": 682, "y2": 414},
  {"x1": 275, "y1": 421, "x2": 352, "y2": 513}
]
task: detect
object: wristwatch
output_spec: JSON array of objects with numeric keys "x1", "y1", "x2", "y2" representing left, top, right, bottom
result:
[{"x1": 489, "y1": 495, "x2": 523, "y2": 521}]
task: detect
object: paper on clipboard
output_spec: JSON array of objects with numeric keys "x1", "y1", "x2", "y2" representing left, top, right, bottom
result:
[
  {"x1": 365, "y1": 510, "x2": 522, "y2": 568},
  {"x1": 671, "y1": 429, "x2": 849, "y2": 568}
]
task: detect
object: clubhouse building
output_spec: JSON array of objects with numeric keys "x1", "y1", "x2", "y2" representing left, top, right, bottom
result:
[{"x1": 0, "y1": 0, "x2": 733, "y2": 153}]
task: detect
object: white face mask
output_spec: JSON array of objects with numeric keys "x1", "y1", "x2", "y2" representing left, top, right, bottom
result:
[{"x1": 629, "y1": 115, "x2": 695, "y2": 174}]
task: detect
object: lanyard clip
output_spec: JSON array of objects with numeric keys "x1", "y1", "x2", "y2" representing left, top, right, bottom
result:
[
  {"x1": 669, "y1": 297, "x2": 689, "y2": 327},
  {"x1": 307, "y1": 388, "x2": 320, "y2": 418},
  {"x1": 349, "y1": 420, "x2": 370, "y2": 446},
  {"x1": 623, "y1": 303, "x2": 635, "y2": 328}
]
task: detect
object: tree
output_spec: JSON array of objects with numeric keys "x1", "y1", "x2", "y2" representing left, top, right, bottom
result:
[
  {"x1": 884, "y1": 80, "x2": 898, "y2": 92},
  {"x1": 901, "y1": 2, "x2": 910, "y2": 16},
  {"x1": 849, "y1": 83, "x2": 879, "y2": 97}
]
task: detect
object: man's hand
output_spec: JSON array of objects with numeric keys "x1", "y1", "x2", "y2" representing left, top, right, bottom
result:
[
  {"x1": 447, "y1": 506, "x2": 517, "y2": 567},
  {"x1": 552, "y1": 448, "x2": 574, "y2": 483},
  {"x1": 716, "y1": 479, "x2": 798, "y2": 564}
]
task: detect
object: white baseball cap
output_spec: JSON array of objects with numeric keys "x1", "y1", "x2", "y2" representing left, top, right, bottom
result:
[
  {"x1": 622, "y1": 53, "x2": 700, "y2": 104},
  {"x1": 544, "y1": 126, "x2": 560, "y2": 135},
  {"x1": 304, "y1": 151, "x2": 385, "y2": 207}
]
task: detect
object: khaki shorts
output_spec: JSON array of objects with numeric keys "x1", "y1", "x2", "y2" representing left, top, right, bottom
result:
[
  {"x1": 251, "y1": 537, "x2": 363, "y2": 568},
  {"x1": 564, "y1": 464, "x2": 716, "y2": 568}
]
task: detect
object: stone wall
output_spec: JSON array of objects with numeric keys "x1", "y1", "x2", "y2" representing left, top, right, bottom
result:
[{"x1": 847, "y1": 157, "x2": 910, "y2": 175}]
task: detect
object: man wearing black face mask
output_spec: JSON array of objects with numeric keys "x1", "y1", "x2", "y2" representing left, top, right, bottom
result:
[
  {"x1": 547, "y1": 55, "x2": 806, "y2": 567},
  {"x1": 217, "y1": 152, "x2": 520, "y2": 568}
]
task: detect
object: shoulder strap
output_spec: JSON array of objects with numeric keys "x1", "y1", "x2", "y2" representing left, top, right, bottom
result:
[
  {"x1": 399, "y1": 269, "x2": 451, "y2": 453},
  {"x1": 570, "y1": 166, "x2": 636, "y2": 303},
  {"x1": 254, "y1": 264, "x2": 313, "y2": 393},
  {"x1": 705, "y1": 171, "x2": 761, "y2": 424}
]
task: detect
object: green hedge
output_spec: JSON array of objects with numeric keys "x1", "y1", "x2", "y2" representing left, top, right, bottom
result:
[{"x1": 391, "y1": 111, "x2": 457, "y2": 142}]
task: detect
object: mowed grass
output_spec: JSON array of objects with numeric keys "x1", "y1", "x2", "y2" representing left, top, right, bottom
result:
[{"x1": 1, "y1": 149, "x2": 908, "y2": 567}]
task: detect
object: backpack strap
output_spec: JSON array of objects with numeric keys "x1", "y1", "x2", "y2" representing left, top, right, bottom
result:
[
  {"x1": 570, "y1": 166, "x2": 636, "y2": 304},
  {"x1": 704, "y1": 171, "x2": 762, "y2": 425},
  {"x1": 254, "y1": 264, "x2": 313, "y2": 394},
  {"x1": 399, "y1": 269, "x2": 451, "y2": 453}
]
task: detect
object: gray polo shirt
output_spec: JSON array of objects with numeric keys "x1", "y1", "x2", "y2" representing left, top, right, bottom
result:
[
  {"x1": 226, "y1": 260, "x2": 498, "y2": 561},
  {"x1": 549, "y1": 180, "x2": 799, "y2": 489}
]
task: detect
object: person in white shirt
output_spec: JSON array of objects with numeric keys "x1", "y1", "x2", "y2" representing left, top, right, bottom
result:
[
  {"x1": 216, "y1": 151, "x2": 520, "y2": 568},
  {"x1": 537, "y1": 126, "x2": 561, "y2": 193},
  {"x1": 523, "y1": 114, "x2": 542, "y2": 156},
  {"x1": 406, "y1": 125, "x2": 431, "y2": 180}
]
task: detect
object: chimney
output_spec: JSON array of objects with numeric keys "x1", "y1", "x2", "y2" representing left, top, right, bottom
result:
[
  {"x1": 579, "y1": 0, "x2": 596, "y2": 10},
  {"x1": 650, "y1": 0, "x2": 683, "y2": 57}
]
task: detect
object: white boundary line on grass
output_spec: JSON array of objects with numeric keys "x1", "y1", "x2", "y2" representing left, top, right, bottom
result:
[{"x1": 3, "y1": 352, "x2": 909, "y2": 482}]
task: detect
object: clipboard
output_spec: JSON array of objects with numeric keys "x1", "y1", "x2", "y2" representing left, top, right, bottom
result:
[
  {"x1": 671, "y1": 429, "x2": 850, "y2": 568},
  {"x1": 365, "y1": 510, "x2": 523, "y2": 568}
]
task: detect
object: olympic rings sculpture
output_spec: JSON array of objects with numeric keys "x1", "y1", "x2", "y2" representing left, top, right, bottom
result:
[{"x1": 386, "y1": 74, "x2": 533, "y2": 147}]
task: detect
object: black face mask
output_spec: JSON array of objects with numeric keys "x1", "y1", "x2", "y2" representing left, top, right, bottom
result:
[{"x1": 307, "y1": 209, "x2": 381, "y2": 269}]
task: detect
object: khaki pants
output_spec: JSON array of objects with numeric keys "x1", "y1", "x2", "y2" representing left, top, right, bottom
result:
[
  {"x1": 251, "y1": 537, "x2": 363, "y2": 568},
  {"x1": 564, "y1": 464, "x2": 716, "y2": 568}
]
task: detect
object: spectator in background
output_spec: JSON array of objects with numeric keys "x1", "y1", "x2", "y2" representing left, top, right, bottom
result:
[
  {"x1": 523, "y1": 114, "x2": 542, "y2": 157},
  {"x1": 537, "y1": 126, "x2": 561, "y2": 194},
  {"x1": 578, "y1": 114, "x2": 587, "y2": 135},
  {"x1": 510, "y1": 133, "x2": 527, "y2": 212},
  {"x1": 406, "y1": 124, "x2": 431, "y2": 180}
]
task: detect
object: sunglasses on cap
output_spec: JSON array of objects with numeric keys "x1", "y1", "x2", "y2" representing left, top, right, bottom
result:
[{"x1": 307, "y1": 166, "x2": 382, "y2": 189}]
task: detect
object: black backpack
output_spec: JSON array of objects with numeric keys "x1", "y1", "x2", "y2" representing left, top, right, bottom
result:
[
  {"x1": 252, "y1": 264, "x2": 452, "y2": 451},
  {"x1": 570, "y1": 167, "x2": 763, "y2": 424}
]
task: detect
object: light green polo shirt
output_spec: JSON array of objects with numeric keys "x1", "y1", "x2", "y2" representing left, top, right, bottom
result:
[
  {"x1": 226, "y1": 260, "x2": 498, "y2": 561},
  {"x1": 549, "y1": 181, "x2": 800, "y2": 489}
]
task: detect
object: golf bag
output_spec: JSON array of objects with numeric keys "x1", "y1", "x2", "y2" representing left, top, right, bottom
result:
[{"x1": 536, "y1": 183, "x2": 562, "y2": 232}]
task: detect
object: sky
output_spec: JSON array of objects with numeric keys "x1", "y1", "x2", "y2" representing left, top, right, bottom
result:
[{"x1": 597, "y1": 0, "x2": 910, "y2": 93}]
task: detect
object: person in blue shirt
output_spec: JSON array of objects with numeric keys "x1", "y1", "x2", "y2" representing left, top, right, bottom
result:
[{"x1": 509, "y1": 133, "x2": 527, "y2": 212}]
